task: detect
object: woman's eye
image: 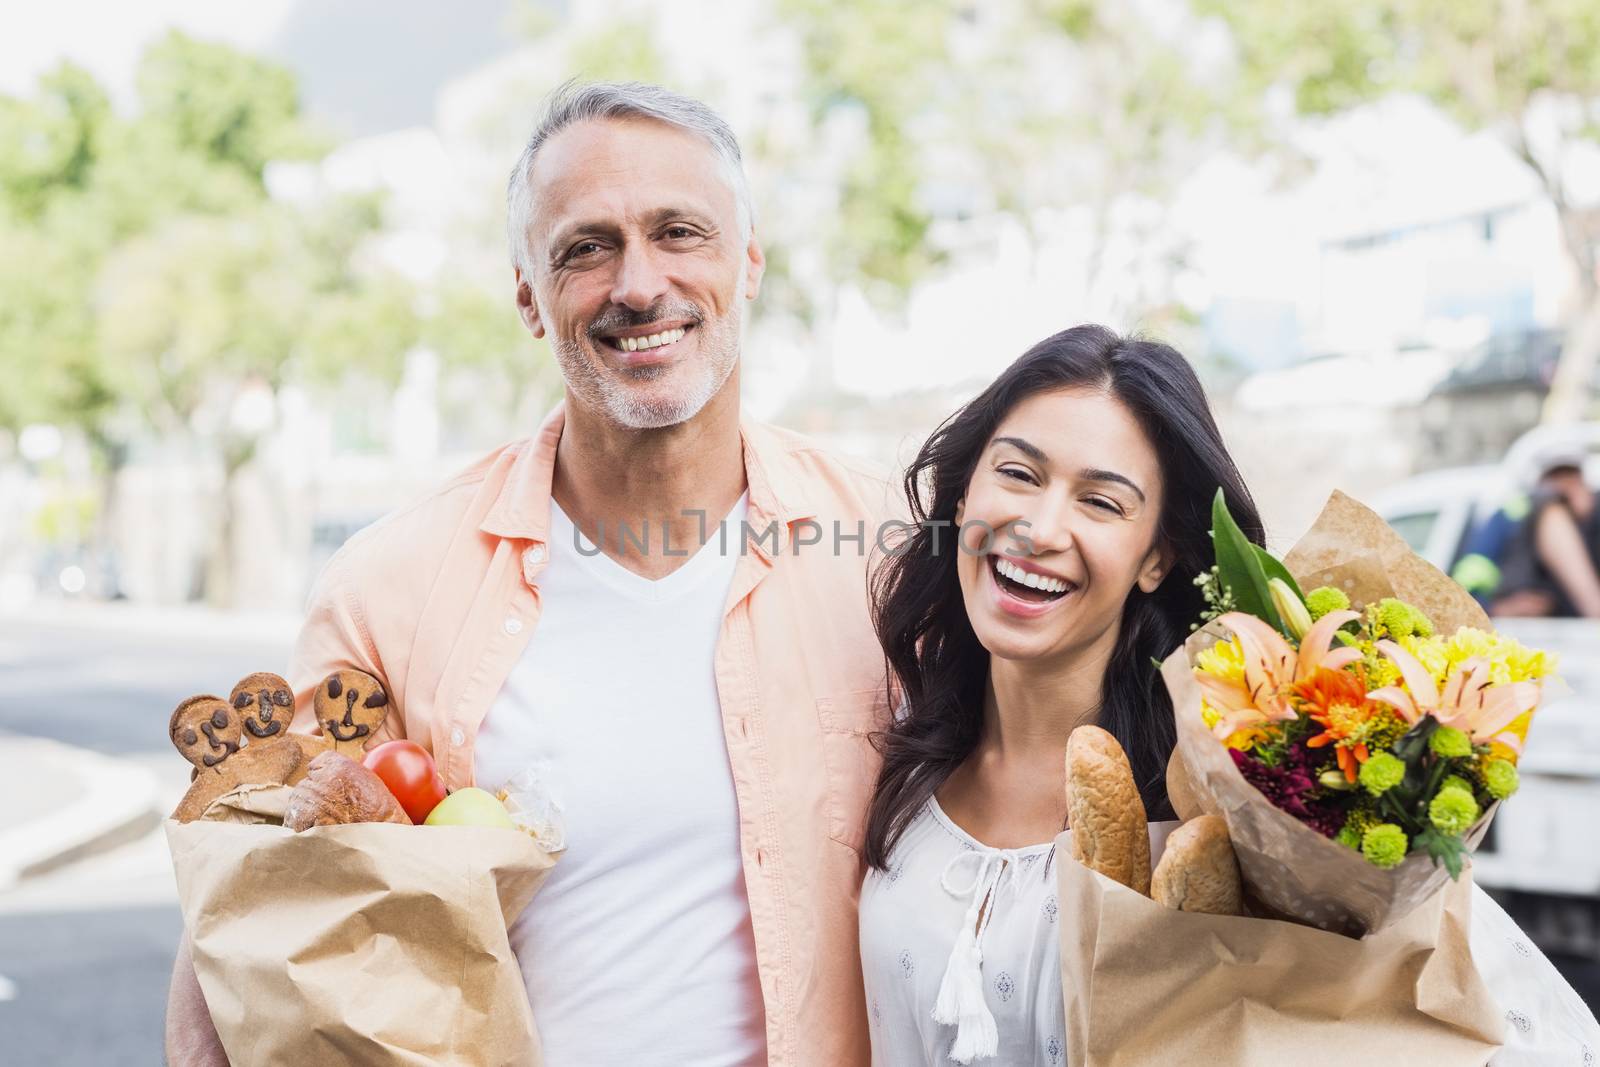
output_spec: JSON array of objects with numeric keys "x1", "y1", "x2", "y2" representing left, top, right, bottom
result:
[
  {"x1": 1086, "y1": 496, "x2": 1123, "y2": 515},
  {"x1": 997, "y1": 466, "x2": 1036, "y2": 485}
]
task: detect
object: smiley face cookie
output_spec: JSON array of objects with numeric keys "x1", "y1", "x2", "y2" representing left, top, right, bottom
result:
[
  {"x1": 172, "y1": 740, "x2": 305, "y2": 823},
  {"x1": 314, "y1": 670, "x2": 392, "y2": 758},
  {"x1": 227, "y1": 671, "x2": 326, "y2": 781},
  {"x1": 170, "y1": 695, "x2": 243, "y2": 775},
  {"x1": 230, "y1": 672, "x2": 295, "y2": 741}
]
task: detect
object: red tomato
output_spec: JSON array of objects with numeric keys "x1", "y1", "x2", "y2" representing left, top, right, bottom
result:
[{"x1": 363, "y1": 740, "x2": 448, "y2": 824}]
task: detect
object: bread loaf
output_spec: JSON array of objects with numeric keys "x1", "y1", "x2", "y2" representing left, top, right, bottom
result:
[
  {"x1": 1064, "y1": 725, "x2": 1151, "y2": 895},
  {"x1": 284, "y1": 751, "x2": 411, "y2": 831},
  {"x1": 1151, "y1": 814, "x2": 1242, "y2": 915},
  {"x1": 1165, "y1": 747, "x2": 1205, "y2": 822}
]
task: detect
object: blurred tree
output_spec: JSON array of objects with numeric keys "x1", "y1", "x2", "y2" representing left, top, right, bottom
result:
[
  {"x1": 0, "y1": 33, "x2": 417, "y2": 605},
  {"x1": 423, "y1": 282, "x2": 559, "y2": 437},
  {"x1": 1201, "y1": 0, "x2": 1600, "y2": 421},
  {"x1": 767, "y1": 0, "x2": 1247, "y2": 371}
]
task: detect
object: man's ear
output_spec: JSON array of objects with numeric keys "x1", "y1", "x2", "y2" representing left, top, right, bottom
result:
[
  {"x1": 1137, "y1": 543, "x2": 1173, "y2": 593},
  {"x1": 743, "y1": 232, "x2": 766, "y2": 301},
  {"x1": 515, "y1": 268, "x2": 545, "y2": 338}
]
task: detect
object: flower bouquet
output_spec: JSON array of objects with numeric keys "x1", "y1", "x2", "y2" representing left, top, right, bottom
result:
[
  {"x1": 1054, "y1": 490, "x2": 1528, "y2": 1066},
  {"x1": 1169, "y1": 488, "x2": 1554, "y2": 936}
]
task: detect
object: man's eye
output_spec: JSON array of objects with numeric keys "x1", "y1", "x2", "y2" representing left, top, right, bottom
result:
[
  {"x1": 664, "y1": 226, "x2": 699, "y2": 240},
  {"x1": 570, "y1": 241, "x2": 603, "y2": 257}
]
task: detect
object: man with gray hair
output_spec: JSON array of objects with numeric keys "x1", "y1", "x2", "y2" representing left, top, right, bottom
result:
[{"x1": 167, "y1": 81, "x2": 893, "y2": 1066}]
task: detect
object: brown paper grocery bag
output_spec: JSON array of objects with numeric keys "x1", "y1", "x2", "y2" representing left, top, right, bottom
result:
[
  {"x1": 167, "y1": 819, "x2": 556, "y2": 1066},
  {"x1": 1056, "y1": 844, "x2": 1504, "y2": 1066}
]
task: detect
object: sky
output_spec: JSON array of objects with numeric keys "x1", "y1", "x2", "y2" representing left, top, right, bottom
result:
[{"x1": 0, "y1": 1, "x2": 295, "y2": 102}]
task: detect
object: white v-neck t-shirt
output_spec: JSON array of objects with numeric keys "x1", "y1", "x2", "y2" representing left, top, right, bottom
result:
[{"x1": 474, "y1": 493, "x2": 765, "y2": 1066}]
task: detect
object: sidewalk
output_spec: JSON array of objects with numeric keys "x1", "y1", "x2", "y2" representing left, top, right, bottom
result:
[{"x1": 0, "y1": 734, "x2": 163, "y2": 887}]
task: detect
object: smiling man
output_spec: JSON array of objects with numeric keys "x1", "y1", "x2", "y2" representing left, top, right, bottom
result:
[{"x1": 166, "y1": 82, "x2": 895, "y2": 1066}]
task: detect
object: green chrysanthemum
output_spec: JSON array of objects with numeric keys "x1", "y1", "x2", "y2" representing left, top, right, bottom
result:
[
  {"x1": 1337, "y1": 807, "x2": 1381, "y2": 850},
  {"x1": 1361, "y1": 824, "x2": 1409, "y2": 869},
  {"x1": 1483, "y1": 760, "x2": 1520, "y2": 800},
  {"x1": 1358, "y1": 751, "x2": 1406, "y2": 796},
  {"x1": 1409, "y1": 605, "x2": 1435, "y2": 638},
  {"x1": 1429, "y1": 788, "x2": 1480, "y2": 835},
  {"x1": 1440, "y1": 775, "x2": 1475, "y2": 796},
  {"x1": 1372, "y1": 597, "x2": 1433, "y2": 639},
  {"x1": 1429, "y1": 726, "x2": 1472, "y2": 758},
  {"x1": 1304, "y1": 586, "x2": 1351, "y2": 621}
]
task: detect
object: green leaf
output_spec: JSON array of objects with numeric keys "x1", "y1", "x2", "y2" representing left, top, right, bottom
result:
[
  {"x1": 1210, "y1": 488, "x2": 1284, "y2": 632},
  {"x1": 1415, "y1": 827, "x2": 1466, "y2": 880},
  {"x1": 1253, "y1": 545, "x2": 1304, "y2": 602}
]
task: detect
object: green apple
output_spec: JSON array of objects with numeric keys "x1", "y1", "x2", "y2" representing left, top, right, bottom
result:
[{"x1": 423, "y1": 787, "x2": 514, "y2": 828}]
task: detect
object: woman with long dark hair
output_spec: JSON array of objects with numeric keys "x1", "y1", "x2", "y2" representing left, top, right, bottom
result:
[
  {"x1": 857, "y1": 324, "x2": 1599, "y2": 1066},
  {"x1": 857, "y1": 324, "x2": 1261, "y2": 1063}
]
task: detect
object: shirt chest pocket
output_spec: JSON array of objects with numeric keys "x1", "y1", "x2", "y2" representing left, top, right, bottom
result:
[{"x1": 815, "y1": 688, "x2": 892, "y2": 853}]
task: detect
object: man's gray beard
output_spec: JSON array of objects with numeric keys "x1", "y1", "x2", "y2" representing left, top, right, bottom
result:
[{"x1": 552, "y1": 310, "x2": 741, "y2": 430}]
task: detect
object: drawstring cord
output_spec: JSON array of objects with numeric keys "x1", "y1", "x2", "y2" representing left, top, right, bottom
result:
[{"x1": 932, "y1": 847, "x2": 1023, "y2": 1063}]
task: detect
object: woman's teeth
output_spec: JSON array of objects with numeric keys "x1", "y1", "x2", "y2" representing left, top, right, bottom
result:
[
  {"x1": 614, "y1": 327, "x2": 686, "y2": 352},
  {"x1": 994, "y1": 556, "x2": 1071, "y2": 595}
]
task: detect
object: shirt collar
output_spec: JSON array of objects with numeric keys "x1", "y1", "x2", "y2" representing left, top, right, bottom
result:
[{"x1": 477, "y1": 402, "x2": 819, "y2": 546}]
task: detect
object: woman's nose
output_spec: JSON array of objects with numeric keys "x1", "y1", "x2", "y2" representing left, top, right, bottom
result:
[{"x1": 1013, "y1": 502, "x2": 1075, "y2": 557}]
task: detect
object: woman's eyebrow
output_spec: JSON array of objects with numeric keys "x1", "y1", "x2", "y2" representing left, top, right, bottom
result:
[
  {"x1": 1081, "y1": 467, "x2": 1146, "y2": 503},
  {"x1": 991, "y1": 435, "x2": 1047, "y2": 462}
]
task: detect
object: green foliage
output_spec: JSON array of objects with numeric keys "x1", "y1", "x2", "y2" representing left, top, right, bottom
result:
[
  {"x1": 566, "y1": 19, "x2": 667, "y2": 84},
  {"x1": 1210, "y1": 487, "x2": 1294, "y2": 634}
]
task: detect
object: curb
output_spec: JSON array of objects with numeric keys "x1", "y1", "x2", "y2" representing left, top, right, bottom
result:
[{"x1": 0, "y1": 738, "x2": 162, "y2": 889}]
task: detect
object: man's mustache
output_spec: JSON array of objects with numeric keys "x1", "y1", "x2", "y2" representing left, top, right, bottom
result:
[{"x1": 586, "y1": 301, "x2": 704, "y2": 340}]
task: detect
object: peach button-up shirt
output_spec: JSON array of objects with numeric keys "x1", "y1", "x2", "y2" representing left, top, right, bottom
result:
[{"x1": 287, "y1": 404, "x2": 899, "y2": 1066}]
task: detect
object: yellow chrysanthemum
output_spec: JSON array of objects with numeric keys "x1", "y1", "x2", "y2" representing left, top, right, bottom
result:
[
  {"x1": 1441, "y1": 628, "x2": 1556, "y2": 685},
  {"x1": 1194, "y1": 637, "x2": 1246, "y2": 686}
]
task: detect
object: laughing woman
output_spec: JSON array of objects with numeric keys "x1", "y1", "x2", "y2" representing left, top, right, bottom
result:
[{"x1": 858, "y1": 324, "x2": 1599, "y2": 1065}]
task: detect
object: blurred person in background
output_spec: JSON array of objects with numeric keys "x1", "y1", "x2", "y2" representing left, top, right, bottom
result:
[
  {"x1": 1492, "y1": 447, "x2": 1600, "y2": 619},
  {"x1": 167, "y1": 81, "x2": 896, "y2": 1067}
]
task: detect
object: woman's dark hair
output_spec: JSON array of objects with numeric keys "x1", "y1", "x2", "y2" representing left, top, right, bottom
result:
[{"x1": 864, "y1": 324, "x2": 1265, "y2": 870}]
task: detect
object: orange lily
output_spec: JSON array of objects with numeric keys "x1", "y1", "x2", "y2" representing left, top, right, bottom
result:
[
  {"x1": 1197, "y1": 609, "x2": 1361, "y2": 743},
  {"x1": 1367, "y1": 640, "x2": 1540, "y2": 754}
]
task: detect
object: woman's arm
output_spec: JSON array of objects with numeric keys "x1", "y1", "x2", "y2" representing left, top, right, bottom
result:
[
  {"x1": 165, "y1": 929, "x2": 229, "y2": 1066},
  {"x1": 1533, "y1": 505, "x2": 1600, "y2": 617}
]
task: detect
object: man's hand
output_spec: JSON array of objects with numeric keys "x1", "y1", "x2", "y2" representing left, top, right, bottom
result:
[{"x1": 166, "y1": 929, "x2": 229, "y2": 1066}]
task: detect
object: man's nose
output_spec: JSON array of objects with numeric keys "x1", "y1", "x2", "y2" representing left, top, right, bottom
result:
[{"x1": 609, "y1": 241, "x2": 670, "y2": 310}]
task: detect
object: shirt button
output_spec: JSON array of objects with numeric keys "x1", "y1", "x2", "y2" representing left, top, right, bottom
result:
[
  {"x1": 525, "y1": 544, "x2": 546, "y2": 565},
  {"x1": 503, "y1": 617, "x2": 523, "y2": 636},
  {"x1": 450, "y1": 727, "x2": 465, "y2": 747}
]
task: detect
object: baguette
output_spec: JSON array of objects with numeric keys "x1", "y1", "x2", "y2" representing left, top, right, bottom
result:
[
  {"x1": 1151, "y1": 814, "x2": 1242, "y2": 915},
  {"x1": 1064, "y1": 725, "x2": 1150, "y2": 895}
]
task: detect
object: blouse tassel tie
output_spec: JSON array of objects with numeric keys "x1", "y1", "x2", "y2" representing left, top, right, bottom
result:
[{"x1": 932, "y1": 847, "x2": 1023, "y2": 1064}]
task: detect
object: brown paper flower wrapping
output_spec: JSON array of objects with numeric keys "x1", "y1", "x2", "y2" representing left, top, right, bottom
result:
[
  {"x1": 1165, "y1": 490, "x2": 1498, "y2": 937},
  {"x1": 167, "y1": 819, "x2": 556, "y2": 1066}
]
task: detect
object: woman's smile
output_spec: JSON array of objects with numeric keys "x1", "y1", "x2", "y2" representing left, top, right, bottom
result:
[{"x1": 986, "y1": 552, "x2": 1080, "y2": 618}]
